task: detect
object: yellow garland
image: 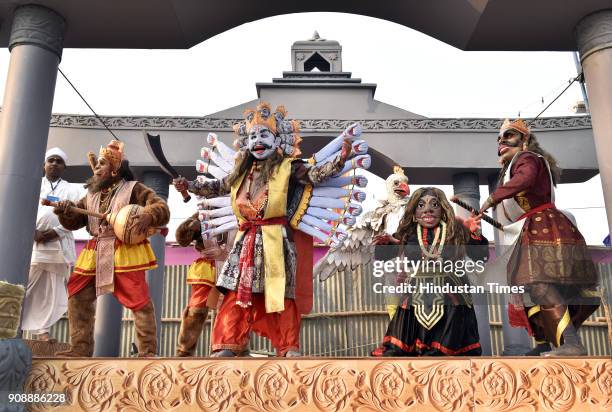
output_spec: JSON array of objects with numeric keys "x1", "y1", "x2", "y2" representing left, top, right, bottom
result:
[{"x1": 417, "y1": 220, "x2": 447, "y2": 259}]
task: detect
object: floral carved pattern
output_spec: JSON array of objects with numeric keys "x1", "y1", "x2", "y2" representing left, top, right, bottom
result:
[
  {"x1": 295, "y1": 362, "x2": 358, "y2": 412},
  {"x1": 47, "y1": 113, "x2": 592, "y2": 132},
  {"x1": 407, "y1": 362, "x2": 472, "y2": 412},
  {"x1": 118, "y1": 362, "x2": 182, "y2": 411},
  {"x1": 354, "y1": 362, "x2": 412, "y2": 411},
  {"x1": 592, "y1": 360, "x2": 612, "y2": 409},
  {"x1": 23, "y1": 358, "x2": 612, "y2": 411},
  {"x1": 238, "y1": 362, "x2": 299, "y2": 411},
  {"x1": 62, "y1": 362, "x2": 125, "y2": 412},
  {"x1": 24, "y1": 363, "x2": 63, "y2": 412},
  {"x1": 473, "y1": 359, "x2": 612, "y2": 412},
  {"x1": 179, "y1": 362, "x2": 238, "y2": 412},
  {"x1": 529, "y1": 361, "x2": 588, "y2": 412},
  {"x1": 353, "y1": 361, "x2": 473, "y2": 412},
  {"x1": 473, "y1": 361, "x2": 536, "y2": 411}
]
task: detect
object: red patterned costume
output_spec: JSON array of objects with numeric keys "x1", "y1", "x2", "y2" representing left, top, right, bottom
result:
[{"x1": 483, "y1": 119, "x2": 599, "y2": 356}]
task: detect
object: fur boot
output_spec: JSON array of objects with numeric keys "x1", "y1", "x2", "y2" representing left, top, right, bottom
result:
[
  {"x1": 133, "y1": 301, "x2": 157, "y2": 357},
  {"x1": 56, "y1": 284, "x2": 96, "y2": 357},
  {"x1": 176, "y1": 306, "x2": 208, "y2": 357}
]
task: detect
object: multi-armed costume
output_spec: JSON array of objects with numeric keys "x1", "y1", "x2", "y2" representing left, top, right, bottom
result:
[
  {"x1": 176, "y1": 102, "x2": 369, "y2": 356},
  {"x1": 55, "y1": 140, "x2": 170, "y2": 357}
]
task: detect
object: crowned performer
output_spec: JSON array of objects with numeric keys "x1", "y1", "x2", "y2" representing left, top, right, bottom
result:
[
  {"x1": 372, "y1": 187, "x2": 488, "y2": 356},
  {"x1": 22, "y1": 148, "x2": 81, "y2": 341},
  {"x1": 53, "y1": 140, "x2": 170, "y2": 357},
  {"x1": 479, "y1": 119, "x2": 599, "y2": 356},
  {"x1": 174, "y1": 102, "x2": 355, "y2": 357}
]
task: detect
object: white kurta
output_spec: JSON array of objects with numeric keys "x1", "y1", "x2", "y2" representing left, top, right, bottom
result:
[{"x1": 21, "y1": 178, "x2": 82, "y2": 333}]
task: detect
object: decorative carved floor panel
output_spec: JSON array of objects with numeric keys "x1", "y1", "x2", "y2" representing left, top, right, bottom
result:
[{"x1": 24, "y1": 357, "x2": 611, "y2": 411}]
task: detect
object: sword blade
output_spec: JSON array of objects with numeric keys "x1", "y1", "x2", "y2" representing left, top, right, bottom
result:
[
  {"x1": 143, "y1": 132, "x2": 179, "y2": 179},
  {"x1": 143, "y1": 131, "x2": 191, "y2": 203}
]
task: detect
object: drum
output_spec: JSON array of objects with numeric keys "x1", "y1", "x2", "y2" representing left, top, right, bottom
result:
[{"x1": 106, "y1": 204, "x2": 156, "y2": 244}]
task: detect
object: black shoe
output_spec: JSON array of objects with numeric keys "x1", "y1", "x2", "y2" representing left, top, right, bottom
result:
[
  {"x1": 210, "y1": 349, "x2": 238, "y2": 357},
  {"x1": 541, "y1": 343, "x2": 587, "y2": 356},
  {"x1": 524, "y1": 343, "x2": 551, "y2": 356}
]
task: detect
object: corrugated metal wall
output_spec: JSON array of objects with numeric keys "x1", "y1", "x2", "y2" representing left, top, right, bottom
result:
[{"x1": 42, "y1": 260, "x2": 612, "y2": 357}]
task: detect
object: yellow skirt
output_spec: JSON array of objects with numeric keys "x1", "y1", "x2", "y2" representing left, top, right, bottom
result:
[
  {"x1": 187, "y1": 257, "x2": 216, "y2": 286},
  {"x1": 74, "y1": 238, "x2": 157, "y2": 275}
]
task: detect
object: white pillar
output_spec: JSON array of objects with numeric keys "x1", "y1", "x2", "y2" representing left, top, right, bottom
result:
[
  {"x1": 576, "y1": 9, "x2": 612, "y2": 236},
  {"x1": 0, "y1": 5, "x2": 65, "y2": 287}
]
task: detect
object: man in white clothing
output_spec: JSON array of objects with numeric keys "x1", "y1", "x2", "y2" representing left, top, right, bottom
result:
[{"x1": 22, "y1": 147, "x2": 81, "y2": 341}]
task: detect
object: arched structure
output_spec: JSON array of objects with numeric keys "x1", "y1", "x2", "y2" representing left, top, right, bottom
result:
[{"x1": 0, "y1": 1, "x2": 610, "y2": 51}]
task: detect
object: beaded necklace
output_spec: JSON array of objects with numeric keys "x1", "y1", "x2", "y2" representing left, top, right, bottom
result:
[
  {"x1": 417, "y1": 221, "x2": 447, "y2": 259},
  {"x1": 245, "y1": 162, "x2": 268, "y2": 217},
  {"x1": 99, "y1": 181, "x2": 120, "y2": 215}
]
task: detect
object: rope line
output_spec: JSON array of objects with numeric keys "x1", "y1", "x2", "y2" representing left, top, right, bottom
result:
[
  {"x1": 527, "y1": 73, "x2": 583, "y2": 126},
  {"x1": 58, "y1": 68, "x2": 120, "y2": 141}
]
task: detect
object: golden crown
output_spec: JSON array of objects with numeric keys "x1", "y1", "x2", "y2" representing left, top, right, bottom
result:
[
  {"x1": 233, "y1": 102, "x2": 302, "y2": 157},
  {"x1": 500, "y1": 118, "x2": 530, "y2": 137},
  {"x1": 243, "y1": 102, "x2": 283, "y2": 134},
  {"x1": 99, "y1": 139, "x2": 125, "y2": 170}
]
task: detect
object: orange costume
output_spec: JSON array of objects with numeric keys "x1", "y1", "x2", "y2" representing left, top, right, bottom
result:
[{"x1": 183, "y1": 103, "x2": 349, "y2": 356}]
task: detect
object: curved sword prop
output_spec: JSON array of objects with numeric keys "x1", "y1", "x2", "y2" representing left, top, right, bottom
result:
[{"x1": 143, "y1": 131, "x2": 191, "y2": 203}]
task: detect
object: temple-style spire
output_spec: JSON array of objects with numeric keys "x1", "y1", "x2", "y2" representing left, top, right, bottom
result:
[{"x1": 291, "y1": 32, "x2": 341, "y2": 72}]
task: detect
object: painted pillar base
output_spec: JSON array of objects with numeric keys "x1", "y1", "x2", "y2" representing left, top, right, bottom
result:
[{"x1": 0, "y1": 339, "x2": 32, "y2": 411}]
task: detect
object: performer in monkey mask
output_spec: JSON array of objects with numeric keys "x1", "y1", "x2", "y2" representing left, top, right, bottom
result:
[
  {"x1": 480, "y1": 119, "x2": 599, "y2": 356},
  {"x1": 53, "y1": 140, "x2": 170, "y2": 357}
]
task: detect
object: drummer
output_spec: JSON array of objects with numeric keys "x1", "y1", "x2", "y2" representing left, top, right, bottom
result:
[{"x1": 53, "y1": 139, "x2": 170, "y2": 357}]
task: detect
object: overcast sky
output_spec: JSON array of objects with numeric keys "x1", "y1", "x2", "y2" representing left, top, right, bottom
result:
[{"x1": 0, "y1": 12, "x2": 607, "y2": 244}]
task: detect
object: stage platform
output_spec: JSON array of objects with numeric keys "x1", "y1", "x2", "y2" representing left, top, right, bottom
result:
[{"x1": 23, "y1": 356, "x2": 611, "y2": 411}]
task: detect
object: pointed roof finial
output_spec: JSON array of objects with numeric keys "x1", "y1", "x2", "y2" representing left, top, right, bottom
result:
[{"x1": 309, "y1": 31, "x2": 325, "y2": 41}]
